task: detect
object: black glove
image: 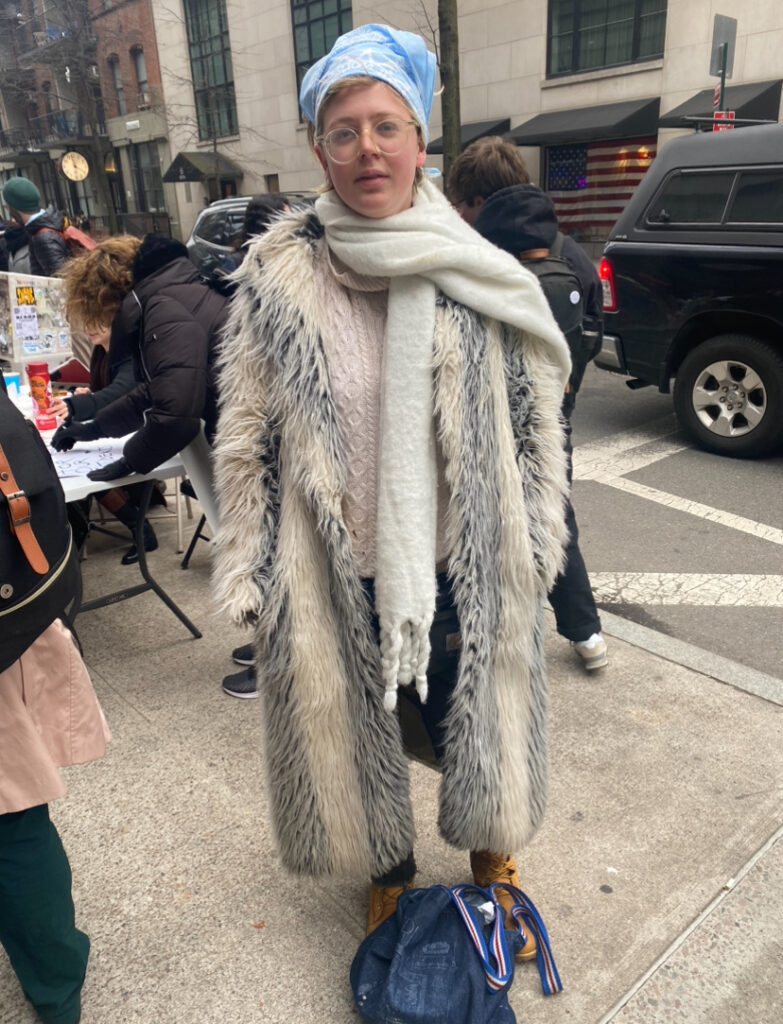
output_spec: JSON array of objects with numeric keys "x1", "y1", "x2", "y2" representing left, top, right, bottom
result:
[
  {"x1": 87, "y1": 456, "x2": 135, "y2": 482},
  {"x1": 50, "y1": 419, "x2": 100, "y2": 451}
]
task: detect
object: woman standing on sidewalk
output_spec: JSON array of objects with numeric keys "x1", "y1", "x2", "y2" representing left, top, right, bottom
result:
[{"x1": 212, "y1": 24, "x2": 570, "y2": 946}]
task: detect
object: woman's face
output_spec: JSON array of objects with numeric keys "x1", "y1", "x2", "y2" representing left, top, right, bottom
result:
[
  {"x1": 315, "y1": 81, "x2": 426, "y2": 219},
  {"x1": 85, "y1": 325, "x2": 111, "y2": 349}
]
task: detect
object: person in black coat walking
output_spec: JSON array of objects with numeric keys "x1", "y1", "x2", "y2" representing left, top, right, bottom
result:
[
  {"x1": 448, "y1": 136, "x2": 607, "y2": 672},
  {"x1": 51, "y1": 234, "x2": 229, "y2": 482},
  {"x1": 1, "y1": 177, "x2": 69, "y2": 277}
]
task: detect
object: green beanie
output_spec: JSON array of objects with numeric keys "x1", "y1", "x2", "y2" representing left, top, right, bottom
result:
[{"x1": 2, "y1": 176, "x2": 42, "y2": 214}]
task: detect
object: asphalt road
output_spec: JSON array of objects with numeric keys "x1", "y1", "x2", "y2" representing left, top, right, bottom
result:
[{"x1": 569, "y1": 363, "x2": 783, "y2": 682}]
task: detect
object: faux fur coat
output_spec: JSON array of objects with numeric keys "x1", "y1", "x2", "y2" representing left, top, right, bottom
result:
[{"x1": 213, "y1": 205, "x2": 569, "y2": 879}]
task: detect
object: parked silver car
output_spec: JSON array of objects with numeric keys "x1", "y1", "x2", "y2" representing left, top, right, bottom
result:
[{"x1": 186, "y1": 192, "x2": 312, "y2": 283}]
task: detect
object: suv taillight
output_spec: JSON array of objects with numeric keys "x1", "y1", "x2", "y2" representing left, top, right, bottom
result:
[{"x1": 599, "y1": 257, "x2": 617, "y2": 312}]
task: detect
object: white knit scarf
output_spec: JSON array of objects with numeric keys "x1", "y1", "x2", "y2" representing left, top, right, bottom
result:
[{"x1": 317, "y1": 179, "x2": 571, "y2": 712}]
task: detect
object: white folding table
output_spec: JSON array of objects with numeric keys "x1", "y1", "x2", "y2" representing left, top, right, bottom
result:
[{"x1": 54, "y1": 439, "x2": 201, "y2": 639}]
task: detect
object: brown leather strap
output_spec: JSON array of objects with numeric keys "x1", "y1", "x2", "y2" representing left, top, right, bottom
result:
[{"x1": 0, "y1": 440, "x2": 49, "y2": 574}]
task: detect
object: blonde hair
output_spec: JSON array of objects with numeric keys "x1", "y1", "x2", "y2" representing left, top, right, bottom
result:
[
  {"x1": 307, "y1": 75, "x2": 425, "y2": 190},
  {"x1": 59, "y1": 235, "x2": 141, "y2": 331}
]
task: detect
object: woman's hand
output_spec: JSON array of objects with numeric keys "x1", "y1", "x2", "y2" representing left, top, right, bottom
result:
[{"x1": 48, "y1": 396, "x2": 72, "y2": 421}]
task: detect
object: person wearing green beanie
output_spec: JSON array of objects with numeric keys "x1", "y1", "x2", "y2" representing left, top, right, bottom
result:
[
  {"x1": 2, "y1": 176, "x2": 42, "y2": 214},
  {"x1": 2, "y1": 176, "x2": 68, "y2": 277}
]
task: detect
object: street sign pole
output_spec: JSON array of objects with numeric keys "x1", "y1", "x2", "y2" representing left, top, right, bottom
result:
[{"x1": 718, "y1": 41, "x2": 727, "y2": 112}]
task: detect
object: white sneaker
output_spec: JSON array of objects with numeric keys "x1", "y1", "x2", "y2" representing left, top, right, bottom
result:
[{"x1": 572, "y1": 633, "x2": 607, "y2": 671}]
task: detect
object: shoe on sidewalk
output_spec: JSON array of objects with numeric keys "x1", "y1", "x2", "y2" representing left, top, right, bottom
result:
[
  {"x1": 470, "y1": 850, "x2": 537, "y2": 962},
  {"x1": 120, "y1": 520, "x2": 158, "y2": 565},
  {"x1": 231, "y1": 643, "x2": 254, "y2": 666},
  {"x1": 366, "y1": 880, "x2": 415, "y2": 935},
  {"x1": 222, "y1": 666, "x2": 258, "y2": 699},
  {"x1": 572, "y1": 632, "x2": 608, "y2": 671}
]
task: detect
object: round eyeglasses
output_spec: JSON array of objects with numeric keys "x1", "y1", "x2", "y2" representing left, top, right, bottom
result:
[{"x1": 317, "y1": 119, "x2": 418, "y2": 164}]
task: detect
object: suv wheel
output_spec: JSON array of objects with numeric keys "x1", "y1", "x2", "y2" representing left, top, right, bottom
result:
[{"x1": 673, "y1": 335, "x2": 783, "y2": 457}]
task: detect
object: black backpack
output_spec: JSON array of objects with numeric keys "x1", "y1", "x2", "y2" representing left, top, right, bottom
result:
[
  {"x1": 522, "y1": 233, "x2": 593, "y2": 392},
  {"x1": 0, "y1": 383, "x2": 80, "y2": 671}
]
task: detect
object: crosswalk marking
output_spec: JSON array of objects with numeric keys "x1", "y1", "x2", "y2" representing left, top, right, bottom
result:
[{"x1": 591, "y1": 572, "x2": 783, "y2": 607}]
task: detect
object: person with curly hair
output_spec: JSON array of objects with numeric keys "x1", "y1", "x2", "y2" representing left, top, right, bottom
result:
[{"x1": 50, "y1": 234, "x2": 229, "y2": 485}]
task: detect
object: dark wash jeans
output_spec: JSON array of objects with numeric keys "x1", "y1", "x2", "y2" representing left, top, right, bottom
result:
[
  {"x1": 362, "y1": 572, "x2": 461, "y2": 886},
  {"x1": 548, "y1": 388, "x2": 602, "y2": 642}
]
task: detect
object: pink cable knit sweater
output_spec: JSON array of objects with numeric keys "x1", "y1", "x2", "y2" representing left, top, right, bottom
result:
[{"x1": 318, "y1": 245, "x2": 450, "y2": 577}]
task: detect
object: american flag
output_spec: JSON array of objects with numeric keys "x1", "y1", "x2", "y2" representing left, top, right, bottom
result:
[{"x1": 547, "y1": 137, "x2": 656, "y2": 240}]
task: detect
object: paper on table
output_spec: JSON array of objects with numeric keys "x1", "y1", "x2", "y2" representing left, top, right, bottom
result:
[{"x1": 50, "y1": 445, "x2": 121, "y2": 478}]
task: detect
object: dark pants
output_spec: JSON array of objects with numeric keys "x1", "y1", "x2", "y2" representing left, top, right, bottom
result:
[
  {"x1": 0, "y1": 804, "x2": 89, "y2": 1024},
  {"x1": 548, "y1": 390, "x2": 601, "y2": 643},
  {"x1": 364, "y1": 574, "x2": 461, "y2": 886}
]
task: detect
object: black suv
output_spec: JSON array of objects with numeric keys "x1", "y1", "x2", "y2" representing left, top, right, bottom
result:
[{"x1": 597, "y1": 123, "x2": 783, "y2": 457}]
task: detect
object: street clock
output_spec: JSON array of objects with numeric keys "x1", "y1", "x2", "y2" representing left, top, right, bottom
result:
[{"x1": 61, "y1": 151, "x2": 90, "y2": 181}]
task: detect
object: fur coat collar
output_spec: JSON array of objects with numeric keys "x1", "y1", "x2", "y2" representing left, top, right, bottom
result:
[{"x1": 212, "y1": 205, "x2": 568, "y2": 878}]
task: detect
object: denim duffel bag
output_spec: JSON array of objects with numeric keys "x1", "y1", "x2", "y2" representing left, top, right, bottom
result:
[{"x1": 350, "y1": 882, "x2": 562, "y2": 1024}]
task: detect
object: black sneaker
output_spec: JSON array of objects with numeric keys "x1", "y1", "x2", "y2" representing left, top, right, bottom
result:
[
  {"x1": 222, "y1": 666, "x2": 258, "y2": 699},
  {"x1": 231, "y1": 643, "x2": 254, "y2": 666}
]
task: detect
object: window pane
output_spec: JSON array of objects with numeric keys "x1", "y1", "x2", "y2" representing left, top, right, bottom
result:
[
  {"x1": 549, "y1": 0, "x2": 667, "y2": 75},
  {"x1": 638, "y1": 11, "x2": 666, "y2": 58},
  {"x1": 324, "y1": 14, "x2": 339, "y2": 50},
  {"x1": 728, "y1": 171, "x2": 783, "y2": 223},
  {"x1": 310, "y1": 19, "x2": 326, "y2": 57},
  {"x1": 647, "y1": 172, "x2": 735, "y2": 225}
]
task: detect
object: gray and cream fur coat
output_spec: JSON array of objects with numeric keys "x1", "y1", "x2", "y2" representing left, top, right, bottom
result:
[{"x1": 212, "y1": 205, "x2": 569, "y2": 879}]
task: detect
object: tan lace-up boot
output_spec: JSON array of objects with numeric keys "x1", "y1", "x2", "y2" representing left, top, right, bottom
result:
[
  {"x1": 366, "y1": 880, "x2": 415, "y2": 935},
  {"x1": 470, "y1": 850, "x2": 537, "y2": 962}
]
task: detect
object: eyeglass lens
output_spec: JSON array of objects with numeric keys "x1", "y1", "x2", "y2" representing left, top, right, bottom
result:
[{"x1": 324, "y1": 120, "x2": 414, "y2": 162}]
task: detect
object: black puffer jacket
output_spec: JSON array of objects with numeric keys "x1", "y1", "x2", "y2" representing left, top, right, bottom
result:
[
  {"x1": 92, "y1": 236, "x2": 229, "y2": 473},
  {"x1": 26, "y1": 207, "x2": 69, "y2": 277},
  {"x1": 1, "y1": 224, "x2": 30, "y2": 273}
]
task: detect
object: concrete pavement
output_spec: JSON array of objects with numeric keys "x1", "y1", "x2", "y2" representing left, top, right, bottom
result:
[{"x1": 1, "y1": 504, "x2": 781, "y2": 1024}]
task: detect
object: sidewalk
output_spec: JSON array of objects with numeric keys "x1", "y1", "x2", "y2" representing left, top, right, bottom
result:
[{"x1": 1, "y1": 509, "x2": 781, "y2": 1024}]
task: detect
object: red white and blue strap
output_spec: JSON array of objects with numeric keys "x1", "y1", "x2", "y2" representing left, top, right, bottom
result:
[
  {"x1": 489, "y1": 882, "x2": 564, "y2": 996},
  {"x1": 446, "y1": 884, "x2": 514, "y2": 992}
]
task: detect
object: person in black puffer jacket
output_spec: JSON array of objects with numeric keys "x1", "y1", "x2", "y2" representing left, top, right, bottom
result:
[
  {"x1": 51, "y1": 234, "x2": 229, "y2": 483},
  {"x1": 0, "y1": 218, "x2": 31, "y2": 274},
  {"x1": 1, "y1": 177, "x2": 69, "y2": 277}
]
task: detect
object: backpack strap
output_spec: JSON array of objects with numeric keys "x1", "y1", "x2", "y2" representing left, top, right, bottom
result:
[
  {"x1": 0, "y1": 441, "x2": 50, "y2": 574},
  {"x1": 550, "y1": 231, "x2": 565, "y2": 259},
  {"x1": 446, "y1": 884, "x2": 514, "y2": 992},
  {"x1": 489, "y1": 882, "x2": 563, "y2": 996}
]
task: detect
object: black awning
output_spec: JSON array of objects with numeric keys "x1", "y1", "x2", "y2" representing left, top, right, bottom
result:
[
  {"x1": 506, "y1": 98, "x2": 660, "y2": 146},
  {"x1": 658, "y1": 79, "x2": 782, "y2": 128},
  {"x1": 427, "y1": 118, "x2": 511, "y2": 155},
  {"x1": 162, "y1": 151, "x2": 244, "y2": 183}
]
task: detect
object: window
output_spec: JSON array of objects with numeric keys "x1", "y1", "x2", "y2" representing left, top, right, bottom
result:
[
  {"x1": 646, "y1": 172, "x2": 734, "y2": 225},
  {"x1": 194, "y1": 207, "x2": 245, "y2": 246},
  {"x1": 291, "y1": 0, "x2": 352, "y2": 95},
  {"x1": 130, "y1": 141, "x2": 165, "y2": 212},
  {"x1": 183, "y1": 0, "x2": 238, "y2": 141},
  {"x1": 727, "y1": 171, "x2": 783, "y2": 224},
  {"x1": 131, "y1": 46, "x2": 149, "y2": 107},
  {"x1": 548, "y1": 0, "x2": 667, "y2": 77},
  {"x1": 107, "y1": 54, "x2": 126, "y2": 116}
]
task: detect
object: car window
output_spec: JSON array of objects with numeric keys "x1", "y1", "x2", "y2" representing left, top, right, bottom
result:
[
  {"x1": 726, "y1": 171, "x2": 783, "y2": 224},
  {"x1": 646, "y1": 171, "x2": 735, "y2": 225},
  {"x1": 194, "y1": 210, "x2": 230, "y2": 245}
]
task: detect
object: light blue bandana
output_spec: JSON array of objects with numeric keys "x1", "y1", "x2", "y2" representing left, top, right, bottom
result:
[{"x1": 299, "y1": 23, "x2": 437, "y2": 143}]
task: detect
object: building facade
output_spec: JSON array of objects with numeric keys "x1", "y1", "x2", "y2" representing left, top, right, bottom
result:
[
  {"x1": 3, "y1": 2, "x2": 781, "y2": 246},
  {"x1": 0, "y1": 0, "x2": 170, "y2": 235}
]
